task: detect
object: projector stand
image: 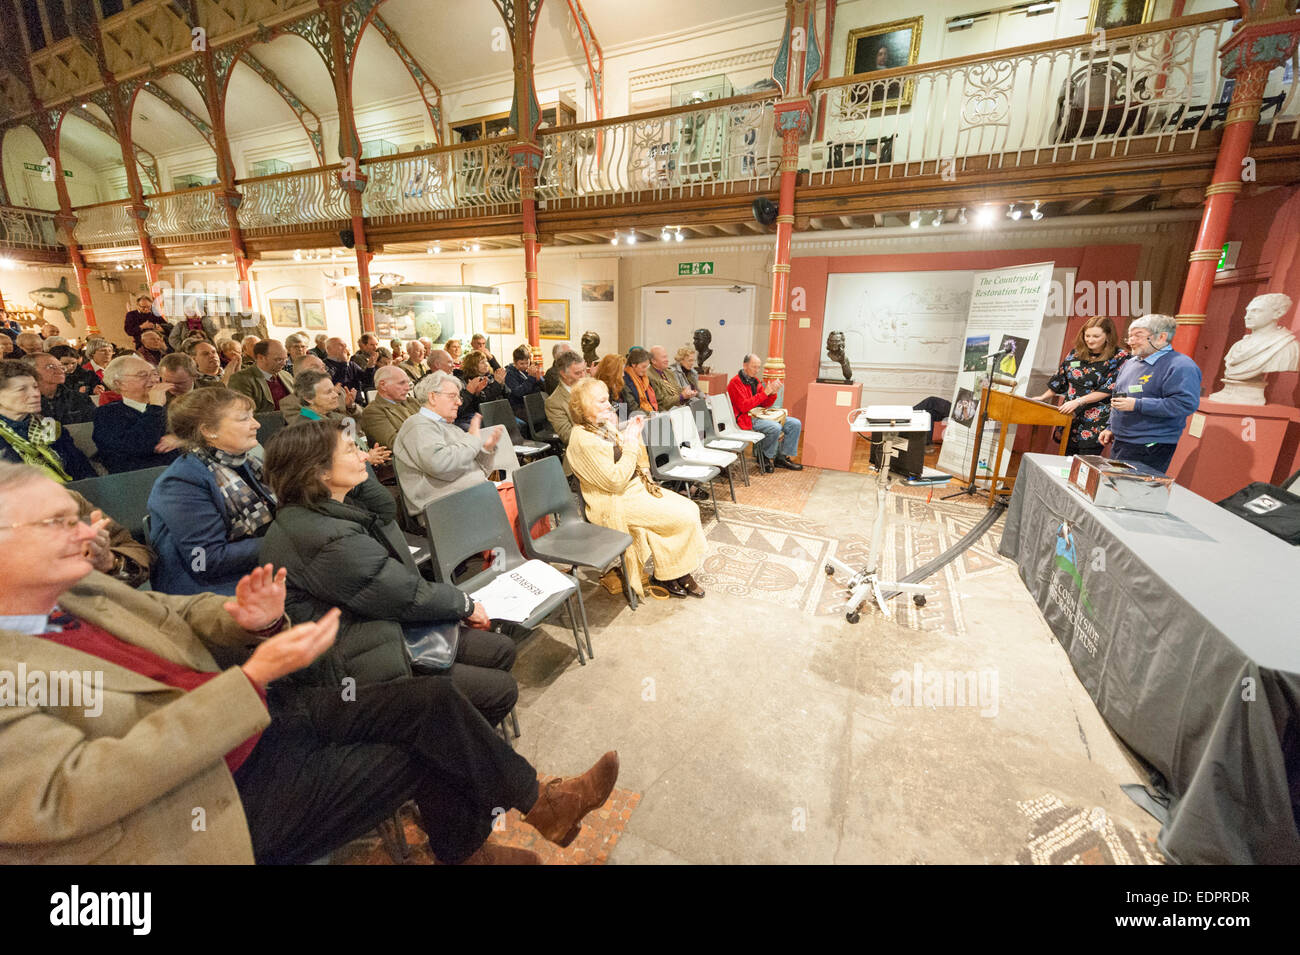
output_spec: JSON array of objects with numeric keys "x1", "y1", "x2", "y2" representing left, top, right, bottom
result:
[{"x1": 825, "y1": 429, "x2": 934, "y2": 622}]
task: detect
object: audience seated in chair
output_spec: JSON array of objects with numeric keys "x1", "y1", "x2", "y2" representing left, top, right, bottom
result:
[
  {"x1": 392, "y1": 371, "x2": 516, "y2": 518},
  {"x1": 227, "y1": 340, "x2": 293, "y2": 414},
  {"x1": 647, "y1": 345, "x2": 697, "y2": 411},
  {"x1": 0, "y1": 360, "x2": 95, "y2": 481},
  {"x1": 28, "y1": 352, "x2": 95, "y2": 425},
  {"x1": 564, "y1": 377, "x2": 706, "y2": 599},
  {"x1": 727, "y1": 354, "x2": 803, "y2": 473},
  {"x1": 359, "y1": 365, "x2": 421, "y2": 450},
  {"x1": 92, "y1": 356, "x2": 184, "y2": 474},
  {"x1": 543, "y1": 343, "x2": 572, "y2": 395},
  {"x1": 0, "y1": 461, "x2": 619, "y2": 864},
  {"x1": 621, "y1": 347, "x2": 659, "y2": 415},
  {"x1": 258, "y1": 420, "x2": 518, "y2": 725},
  {"x1": 594, "y1": 353, "x2": 626, "y2": 408},
  {"x1": 456, "y1": 351, "x2": 509, "y2": 431},
  {"x1": 147, "y1": 387, "x2": 394, "y2": 596},
  {"x1": 545, "y1": 350, "x2": 587, "y2": 447},
  {"x1": 504, "y1": 344, "x2": 545, "y2": 420}
]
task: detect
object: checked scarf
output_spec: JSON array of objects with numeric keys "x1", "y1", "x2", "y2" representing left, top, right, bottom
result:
[{"x1": 193, "y1": 446, "x2": 276, "y2": 541}]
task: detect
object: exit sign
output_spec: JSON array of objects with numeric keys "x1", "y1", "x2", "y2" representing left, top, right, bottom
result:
[
  {"x1": 23, "y1": 162, "x2": 72, "y2": 177},
  {"x1": 1217, "y1": 241, "x2": 1241, "y2": 271},
  {"x1": 678, "y1": 261, "x2": 714, "y2": 276}
]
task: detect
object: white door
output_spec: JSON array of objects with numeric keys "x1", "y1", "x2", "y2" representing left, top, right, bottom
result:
[{"x1": 640, "y1": 284, "x2": 754, "y2": 378}]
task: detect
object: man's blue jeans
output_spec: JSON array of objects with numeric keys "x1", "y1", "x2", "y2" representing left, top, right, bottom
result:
[{"x1": 751, "y1": 415, "x2": 801, "y2": 461}]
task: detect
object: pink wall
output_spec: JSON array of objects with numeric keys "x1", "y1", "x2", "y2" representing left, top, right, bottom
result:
[{"x1": 785, "y1": 243, "x2": 1142, "y2": 425}]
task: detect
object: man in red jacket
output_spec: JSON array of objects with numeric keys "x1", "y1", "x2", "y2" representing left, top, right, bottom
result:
[{"x1": 727, "y1": 354, "x2": 802, "y2": 473}]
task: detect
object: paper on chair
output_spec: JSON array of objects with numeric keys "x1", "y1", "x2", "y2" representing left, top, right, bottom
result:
[
  {"x1": 470, "y1": 559, "x2": 573, "y2": 623},
  {"x1": 663, "y1": 464, "x2": 713, "y2": 479}
]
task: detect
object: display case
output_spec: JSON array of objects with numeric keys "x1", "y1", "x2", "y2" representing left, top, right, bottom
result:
[
  {"x1": 250, "y1": 158, "x2": 291, "y2": 177},
  {"x1": 371, "y1": 284, "x2": 503, "y2": 345},
  {"x1": 361, "y1": 139, "x2": 397, "y2": 159},
  {"x1": 670, "y1": 74, "x2": 734, "y2": 107}
]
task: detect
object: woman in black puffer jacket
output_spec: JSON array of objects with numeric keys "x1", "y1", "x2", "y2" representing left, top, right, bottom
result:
[{"x1": 258, "y1": 418, "x2": 517, "y2": 725}]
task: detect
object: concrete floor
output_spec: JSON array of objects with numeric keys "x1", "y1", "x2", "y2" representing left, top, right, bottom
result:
[{"x1": 509, "y1": 467, "x2": 1164, "y2": 864}]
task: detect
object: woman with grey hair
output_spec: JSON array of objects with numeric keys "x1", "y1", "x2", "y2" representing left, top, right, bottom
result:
[{"x1": 669, "y1": 345, "x2": 700, "y2": 394}]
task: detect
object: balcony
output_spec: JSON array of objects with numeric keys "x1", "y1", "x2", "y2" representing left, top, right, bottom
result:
[{"x1": 28, "y1": 9, "x2": 1300, "y2": 260}]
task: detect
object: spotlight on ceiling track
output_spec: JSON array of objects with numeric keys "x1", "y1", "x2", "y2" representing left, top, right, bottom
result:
[
  {"x1": 932, "y1": 211, "x2": 943, "y2": 227},
  {"x1": 471, "y1": 242, "x2": 481, "y2": 252},
  {"x1": 909, "y1": 211, "x2": 921, "y2": 229},
  {"x1": 958, "y1": 208, "x2": 968, "y2": 225},
  {"x1": 610, "y1": 234, "x2": 619, "y2": 245},
  {"x1": 1030, "y1": 200, "x2": 1044, "y2": 221},
  {"x1": 293, "y1": 250, "x2": 302, "y2": 261},
  {"x1": 975, "y1": 206, "x2": 997, "y2": 228},
  {"x1": 1008, "y1": 203, "x2": 1022, "y2": 221},
  {"x1": 626, "y1": 232, "x2": 637, "y2": 244},
  {"x1": 675, "y1": 228, "x2": 684, "y2": 242},
  {"x1": 660, "y1": 228, "x2": 671, "y2": 242}
]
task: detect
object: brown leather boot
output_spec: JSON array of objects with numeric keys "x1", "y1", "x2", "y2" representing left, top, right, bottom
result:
[
  {"x1": 443, "y1": 840, "x2": 542, "y2": 865},
  {"x1": 523, "y1": 751, "x2": 620, "y2": 847}
]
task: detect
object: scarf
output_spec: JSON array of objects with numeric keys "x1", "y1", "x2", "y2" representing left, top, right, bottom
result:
[
  {"x1": 0, "y1": 414, "x2": 71, "y2": 482},
  {"x1": 193, "y1": 446, "x2": 276, "y2": 541},
  {"x1": 625, "y1": 369, "x2": 658, "y2": 413},
  {"x1": 737, "y1": 368, "x2": 760, "y2": 396},
  {"x1": 581, "y1": 422, "x2": 661, "y2": 498}
]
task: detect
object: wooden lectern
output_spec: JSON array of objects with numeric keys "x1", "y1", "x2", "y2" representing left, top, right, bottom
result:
[{"x1": 967, "y1": 381, "x2": 1071, "y2": 506}]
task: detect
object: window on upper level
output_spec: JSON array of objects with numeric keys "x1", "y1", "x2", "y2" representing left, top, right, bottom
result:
[
  {"x1": 20, "y1": 0, "x2": 47, "y2": 51},
  {"x1": 44, "y1": 0, "x2": 70, "y2": 43}
]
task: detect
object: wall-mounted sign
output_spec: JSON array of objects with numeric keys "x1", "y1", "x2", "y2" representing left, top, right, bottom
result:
[
  {"x1": 23, "y1": 162, "x2": 72, "y2": 177},
  {"x1": 678, "y1": 261, "x2": 714, "y2": 276},
  {"x1": 1216, "y1": 241, "x2": 1241, "y2": 272}
]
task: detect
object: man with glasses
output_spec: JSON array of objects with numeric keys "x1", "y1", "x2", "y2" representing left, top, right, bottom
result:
[
  {"x1": 392, "y1": 371, "x2": 515, "y2": 517},
  {"x1": 92, "y1": 356, "x2": 183, "y2": 474},
  {"x1": 1099, "y1": 314, "x2": 1202, "y2": 474},
  {"x1": 283, "y1": 333, "x2": 311, "y2": 374},
  {"x1": 228, "y1": 339, "x2": 293, "y2": 414},
  {"x1": 25, "y1": 353, "x2": 95, "y2": 425}
]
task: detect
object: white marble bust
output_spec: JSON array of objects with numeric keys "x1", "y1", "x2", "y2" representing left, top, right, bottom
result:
[{"x1": 1208, "y1": 293, "x2": 1298, "y2": 405}]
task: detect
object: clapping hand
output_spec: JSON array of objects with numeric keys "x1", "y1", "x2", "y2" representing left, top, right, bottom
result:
[
  {"x1": 241, "y1": 609, "x2": 340, "y2": 689},
  {"x1": 367, "y1": 444, "x2": 391, "y2": 467},
  {"x1": 224, "y1": 564, "x2": 288, "y2": 633},
  {"x1": 482, "y1": 424, "x2": 505, "y2": 451},
  {"x1": 622, "y1": 414, "x2": 645, "y2": 444},
  {"x1": 492, "y1": 367, "x2": 507, "y2": 385},
  {"x1": 763, "y1": 380, "x2": 779, "y2": 396},
  {"x1": 84, "y1": 509, "x2": 114, "y2": 573}
]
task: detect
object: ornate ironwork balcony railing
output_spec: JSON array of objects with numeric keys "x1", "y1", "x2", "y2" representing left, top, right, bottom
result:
[
  {"x1": 145, "y1": 185, "x2": 231, "y2": 242},
  {"x1": 0, "y1": 206, "x2": 61, "y2": 251},
  {"x1": 362, "y1": 140, "x2": 521, "y2": 222},
  {"x1": 236, "y1": 165, "x2": 352, "y2": 234},
  {"x1": 537, "y1": 95, "x2": 781, "y2": 206},
  {"x1": 71, "y1": 199, "x2": 139, "y2": 248},
  {"x1": 805, "y1": 9, "x2": 1288, "y2": 184}
]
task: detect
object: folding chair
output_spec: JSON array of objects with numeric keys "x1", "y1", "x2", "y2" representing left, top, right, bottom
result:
[
  {"x1": 642, "y1": 413, "x2": 721, "y2": 512},
  {"x1": 421, "y1": 482, "x2": 590, "y2": 665},
  {"x1": 63, "y1": 421, "x2": 107, "y2": 475},
  {"x1": 522, "y1": 391, "x2": 561, "y2": 446},
  {"x1": 706, "y1": 393, "x2": 764, "y2": 467},
  {"x1": 690, "y1": 396, "x2": 750, "y2": 486},
  {"x1": 255, "y1": 411, "x2": 288, "y2": 445},
  {"x1": 66, "y1": 465, "x2": 170, "y2": 542},
  {"x1": 669, "y1": 405, "x2": 736, "y2": 502},
  {"x1": 514, "y1": 457, "x2": 637, "y2": 628},
  {"x1": 479, "y1": 399, "x2": 550, "y2": 459}
]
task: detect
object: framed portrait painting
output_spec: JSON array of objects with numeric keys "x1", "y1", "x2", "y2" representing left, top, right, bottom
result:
[
  {"x1": 301, "y1": 300, "x2": 327, "y2": 330},
  {"x1": 538, "y1": 299, "x2": 570, "y2": 340},
  {"x1": 483, "y1": 303, "x2": 515, "y2": 335},
  {"x1": 844, "y1": 17, "x2": 923, "y2": 111},
  {"x1": 269, "y1": 298, "x2": 300, "y2": 328},
  {"x1": 1087, "y1": 0, "x2": 1153, "y2": 33}
]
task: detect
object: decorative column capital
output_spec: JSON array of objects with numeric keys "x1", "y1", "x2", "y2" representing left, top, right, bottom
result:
[
  {"x1": 509, "y1": 141, "x2": 544, "y2": 171},
  {"x1": 1220, "y1": 17, "x2": 1300, "y2": 77},
  {"x1": 774, "y1": 98, "x2": 813, "y2": 135}
]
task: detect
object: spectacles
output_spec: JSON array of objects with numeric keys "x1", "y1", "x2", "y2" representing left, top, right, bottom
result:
[{"x1": 0, "y1": 514, "x2": 83, "y2": 534}]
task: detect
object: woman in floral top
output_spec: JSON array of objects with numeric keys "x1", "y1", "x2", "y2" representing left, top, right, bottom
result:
[{"x1": 1035, "y1": 316, "x2": 1129, "y2": 455}]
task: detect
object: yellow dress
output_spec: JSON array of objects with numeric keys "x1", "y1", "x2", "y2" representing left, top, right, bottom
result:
[{"x1": 566, "y1": 425, "x2": 706, "y2": 594}]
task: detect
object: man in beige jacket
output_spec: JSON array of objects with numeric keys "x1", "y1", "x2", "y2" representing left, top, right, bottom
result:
[{"x1": 0, "y1": 462, "x2": 618, "y2": 864}]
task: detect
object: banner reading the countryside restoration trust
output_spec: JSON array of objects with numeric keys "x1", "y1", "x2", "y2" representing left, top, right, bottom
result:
[{"x1": 936, "y1": 262, "x2": 1054, "y2": 480}]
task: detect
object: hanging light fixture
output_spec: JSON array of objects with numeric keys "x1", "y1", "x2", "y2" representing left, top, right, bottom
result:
[
  {"x1": 932, "y1": 211, "x2": 943, "y2": 227},
  {"x1": 958, "y1": 208, "x2": 968, "y2": 225},
  {"x1": 1008, "y1": 203, "x2": 1022, "y2": 221},
  {"x1": 675, "y1": 227, "x2": 685, "y2": 242},
  {"x1": 975, "y1": 206, "x2": 997, "y2": 228}
]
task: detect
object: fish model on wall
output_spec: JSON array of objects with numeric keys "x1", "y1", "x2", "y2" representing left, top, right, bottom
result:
[{"x1": 28, "y1": 276, "x2": 82, "y2": 324}]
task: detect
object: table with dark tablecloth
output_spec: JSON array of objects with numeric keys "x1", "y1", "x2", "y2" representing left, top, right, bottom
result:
[{"x1": 1000, "y1": 453, "x2": 1300, "y2": 864}]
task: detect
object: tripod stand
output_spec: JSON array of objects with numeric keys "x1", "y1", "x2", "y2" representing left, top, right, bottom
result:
[{"x1": 825, "y1": 412, "x2": 934, "y2": 622}]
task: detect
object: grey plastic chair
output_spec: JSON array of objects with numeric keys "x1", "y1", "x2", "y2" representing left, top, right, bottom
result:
[
  {"x1": 66, "y1": 465, "x2": 170, "y2": 542},
  {"x1": 689, "y1": 397, "x2": 750, "y2": 486},
  {"x1": 515, "y1": 456, "x2": 637, "y2": 628},
  {"x1": 421, "y1": 481, "x2": 589, "y2": 665},
  {"x1": 255, "y1": 411, "x2": 288, "y2": 445},
  {"x1": 522, "y1": 391, "x2": 560, "y2": 445},
  {"x1": 642, "y1": 413, "x2": 721, "y2": 512},
  {"x1": 479, "y1": 399, "x2": 549, "y2": 458}
]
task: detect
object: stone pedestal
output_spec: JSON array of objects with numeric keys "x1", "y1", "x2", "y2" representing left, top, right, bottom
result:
[
  {"x1": 1169, "y1": 399, "x2": 1300, "y2": 501},
  {"x1": 697, "y1": 372, "x2": 728, "y2": 396},
  {"x1": 802, "y1": 381, "x2": 863, "y2": 471}
]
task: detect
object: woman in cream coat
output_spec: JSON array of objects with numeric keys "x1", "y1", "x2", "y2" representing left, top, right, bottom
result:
[{"x1": 564, "y1": 377, "x2": 706, "y2": 599}]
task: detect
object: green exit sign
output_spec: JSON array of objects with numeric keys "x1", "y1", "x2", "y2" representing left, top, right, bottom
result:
[
  {"x1": 1217, "y1": 241, "x2": 1240, "y2": 271},
  {"x1": 23, "y1": 162, "x2": 72, "y2": 177},
  {"x1": 678, "y1": 261, "x2": 714, "y2": 276}
]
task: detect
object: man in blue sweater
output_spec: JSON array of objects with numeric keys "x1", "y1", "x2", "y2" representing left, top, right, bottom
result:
[
  {"x1": 93, "y1": 356, "x2": 183, "y2": 474},
  {"x1": 1100, "y1": 314, "x2": 1202, "y2": 474}
]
